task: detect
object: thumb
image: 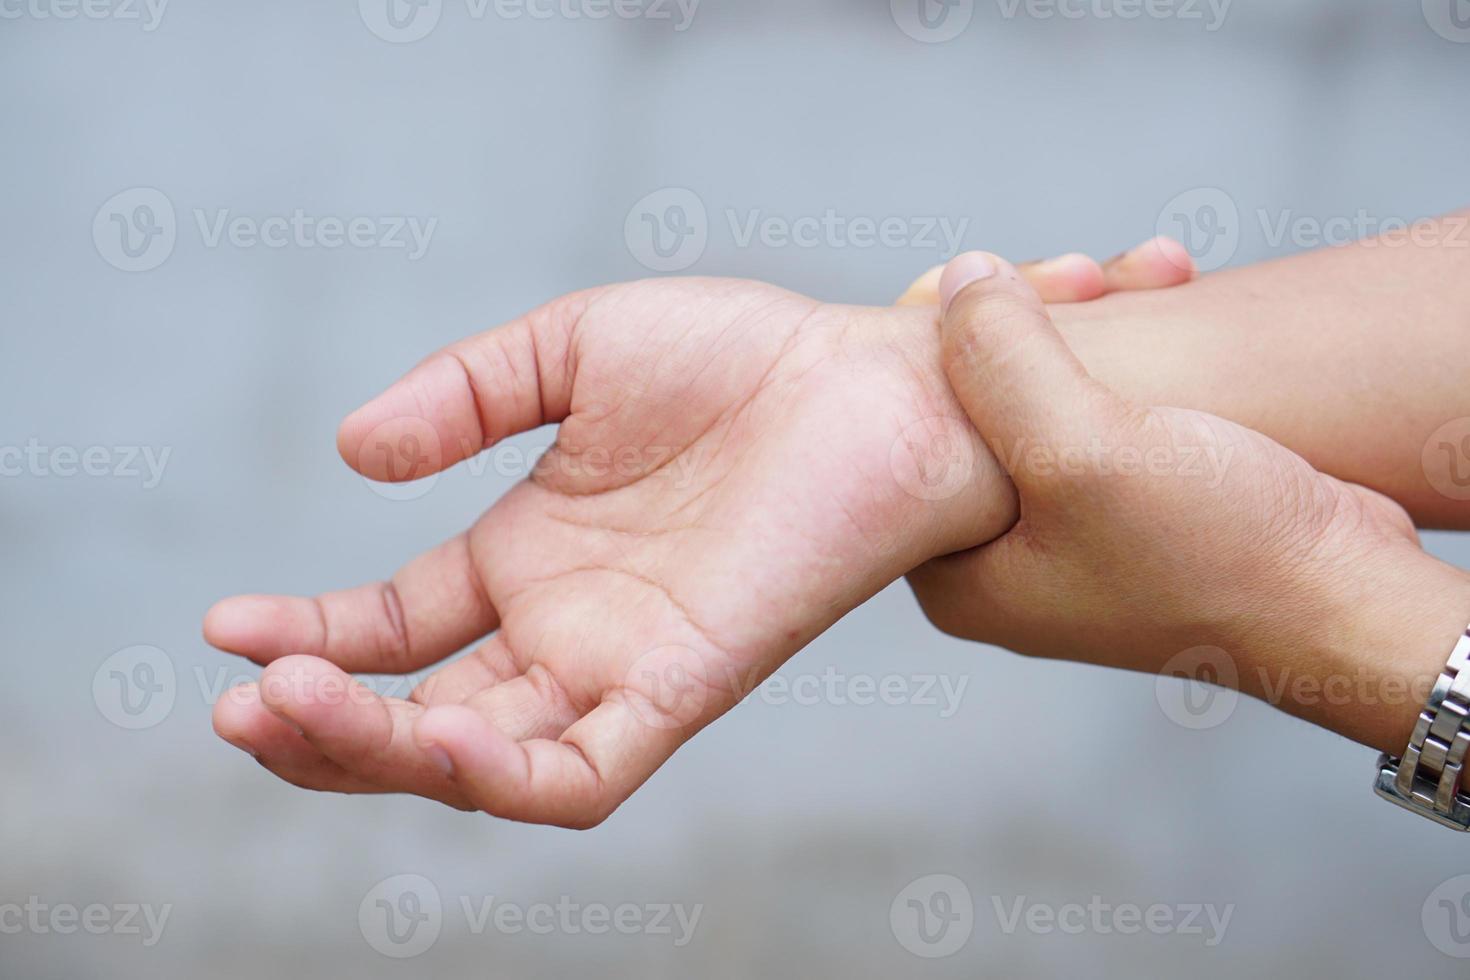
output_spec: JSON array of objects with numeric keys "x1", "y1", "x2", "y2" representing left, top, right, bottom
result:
[{"x1": 938, "y1": 251, "x2": 1131, "y2": 464}]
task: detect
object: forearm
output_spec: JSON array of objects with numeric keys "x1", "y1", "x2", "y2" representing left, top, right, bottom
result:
[
  {"x1": 1053, "y1": 210, "x2": 1470, "y2": 528},
  {"x1": 1247, "y1": 552, "x2": 1470, "y2": 754},
  {"x1": 903, "y1": 248, "x2": 1470, "y2": 763}
]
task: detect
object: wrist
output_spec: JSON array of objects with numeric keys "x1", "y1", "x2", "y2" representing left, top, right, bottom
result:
[
  {"x1": 1238, "y1": 548, "x2": 1470, "y2": 754},
  {"x1": 863, "y1": 303, "x2": 1021, "y2": 564}
]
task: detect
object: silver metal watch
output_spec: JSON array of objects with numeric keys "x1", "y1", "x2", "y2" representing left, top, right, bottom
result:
[{"x1": 1374, "y1": 623, "x2": 1470, "y2": 831}]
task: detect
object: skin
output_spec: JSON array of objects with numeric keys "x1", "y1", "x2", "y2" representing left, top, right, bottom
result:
[
  {"x1": 910, "y1": 253, "x2": 1470, "y2": 756},
  {"x1": 206, "y1": 213, "x2": 1470, "y2": 827},
  {"x1": 899, "y1": 213, "x2": 1470, "y2": 529},
  {"x1": 207, "y1": 250, "x2": 1180, "y2": 828},
  {"x1": 896, "y1": 234, "x2": 1197, "y2": 307},
  {"x1": 1009, "y1": 212, "x2": 1470, "y2": 530}
]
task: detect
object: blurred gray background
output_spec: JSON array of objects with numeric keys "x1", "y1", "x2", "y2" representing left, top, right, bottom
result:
[{"x1": 4, "y1": 0, "x2": 1470, "y2": 976}]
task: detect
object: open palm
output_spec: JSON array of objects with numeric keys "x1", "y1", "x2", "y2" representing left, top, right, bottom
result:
[{"x1": 206, "y1": 259, "x2": 1180, "y2": 827}]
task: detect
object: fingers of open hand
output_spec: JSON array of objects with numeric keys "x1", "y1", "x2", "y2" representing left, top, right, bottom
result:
[
  {"x1": 244, "y1": 655, "x2": 476, "y2": 808},
  {"x1": 204, "y1": 532, "x2": 499, "y2": 675},
  {"x1": 221, "y1": 645, "x2": 695, "y2": 828},
  {"x1": 900, "y1": 253, "x2": 1105, "y2": 306},
  {"x1": 212, "y1": 681, "x2": 394, "y2": 796},
  {"x1": 895, "y1": 237, "x2": 1194, "y2": 307},
  {"x1": 413, "y1": 692, "x2": 691, "y2": 830},
  {"x1": 337, "y1": 288, "x2": 602, "y2": 483},
  {"x1": 410, "y1": 635, "x2": 715, "y2": 828},
  {"x1": 1103, "y1": 236, "x2": 1196, "y2": 291}
]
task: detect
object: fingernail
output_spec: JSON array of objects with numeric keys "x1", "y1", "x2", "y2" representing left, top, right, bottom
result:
[
  {"x1": 422, "y1": 743, "x2": 454, "y2": 777},
  {"x1": 939, "y1": 252, "x2": 998, "y2": 313},
  {"x1": 1111, "y1": 238, "x2": 1157, "y2": 266},
  {"x1": 1151, "y1": 235, "x2": 1196, "y2": 273}
]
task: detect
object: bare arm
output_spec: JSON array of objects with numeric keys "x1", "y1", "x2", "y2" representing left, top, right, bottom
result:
[
  {"x1": 910, "y1": 252, "x2": 1470, "y2": 763},
  {"x1": 1051, "y1": 211, "x2": 1470, "y2": 528}
]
